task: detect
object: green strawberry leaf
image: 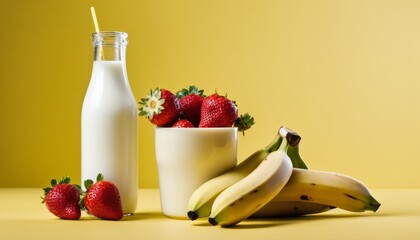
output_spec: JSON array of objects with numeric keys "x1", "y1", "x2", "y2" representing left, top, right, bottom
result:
[
  {"x1": 84, "y1": 179, "x2": 94, "y2": 191},
  {"x1": 74, "y1": 184, "x2": 83, "y2": 195},
  {"x1": 96, "y1": 173, "x2": 104, "y2": 182},
  {"x1": 61, "y1": 177, "x2": 71, "y2": 184},
  {"x1": 42, "y1": 187, "x2": 52, "y2": 202},
  {"x1": 79, "y1": 197, "x2": 86, "y2": 211},
  {"x1": 176, "y1": 85, "x2": 205, "y2": 98},
  {"x1": 234, "y1": 113, "x2": 255, "y2": 136},
  {"x1": 50, "y1": 179, "x2": 57, "y2": 187}
]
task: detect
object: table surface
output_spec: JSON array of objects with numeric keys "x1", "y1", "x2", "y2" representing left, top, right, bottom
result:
[{"x1": 1, "y1": 188, "x2": 419, "y2": 240}]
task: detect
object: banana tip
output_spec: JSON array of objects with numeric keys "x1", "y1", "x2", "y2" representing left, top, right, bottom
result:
[
  {"x1": 208, "y1": 217, "x2": 218, "y2": 226},
  {"x1": 368, "y1": 196, "x2": 381, "y2": 212},
  {"x1": 370, "y1": 202, "x2": 381, "y2": 212},
  {"x1": 187, "y1": 211, "x2": 198, "y2": 221}
]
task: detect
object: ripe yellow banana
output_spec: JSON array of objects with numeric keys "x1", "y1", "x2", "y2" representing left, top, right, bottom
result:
[
  {"x1": 251, "y1": 141, "x2": 334, "y2": 218},
  {"x1": 207, "y1": 128, "x2": 299, "y2": 227},
  {"x1": 187, "y1": 127, "x2": 284, "y2": 220},
  {"x1": 251, "y1": 201, "x2": 335, "y2": 218},
  {"x1": 272, "y1": 168, "x2": 381, "y2": 212}
]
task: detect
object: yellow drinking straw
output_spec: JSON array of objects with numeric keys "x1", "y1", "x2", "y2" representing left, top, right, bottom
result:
[
  {"x1": 90, "y1": 6, "x2": 100, "y2": 33},
  {"x1": 90, "y1": 6, "x2": 104, "y2": 60}
]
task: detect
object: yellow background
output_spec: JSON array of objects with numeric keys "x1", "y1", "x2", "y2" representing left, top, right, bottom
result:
[{"x1": 0, "y1": 0, "x2": 419, "y2": 188}]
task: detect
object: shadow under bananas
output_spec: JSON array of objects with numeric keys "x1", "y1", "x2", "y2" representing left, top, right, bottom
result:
[
  {"x1": 191, "y1": 220, "x2": 289, "y2": 229},
  {"x1": 190, "y1": 212, "x2": 388, "y2": 229},
  {"x1": 245, "y1": 212, "x2": 385, "y2": 227}
]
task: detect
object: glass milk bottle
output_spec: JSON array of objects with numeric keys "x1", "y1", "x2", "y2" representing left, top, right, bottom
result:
[{"x1": 82, "y1": 32, "x2": 138, "y2": 214}]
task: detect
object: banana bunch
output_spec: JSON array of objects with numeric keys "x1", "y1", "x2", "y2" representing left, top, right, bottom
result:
[
  {"x1": 207, "y1": 127, "x2": 297, "y2": 227},
  {"x1": 187, "y1": 126, "x2": 381, "y2": 227},
  {"x1": 187, "y1": 127, "x2": 284, "y2": 220}
]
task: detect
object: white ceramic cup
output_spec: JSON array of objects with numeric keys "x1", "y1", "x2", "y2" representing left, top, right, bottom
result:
[{"x1": 154, "y1": 127, "x2": 238, "y2": 219}]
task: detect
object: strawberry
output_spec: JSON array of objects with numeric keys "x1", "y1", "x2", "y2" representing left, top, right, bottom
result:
[
  {"x1": 41, "y1": 177, "x2": 82, "y2": 220},
  {"x1": 172, "y1": 119, "x2": 194, "y2": 128},
  {"x1": 199, "y1": 93, "x2": 238, "y2": 128},
  {"x1": 176, "y1": 86, "x2": 205, "y2": 127},
  {"x1": 139, "y1": 88, "x2": 180, "y2": 126},
  {"x1": 82, "y1": 174, "x2": 123, "y2": 220}
]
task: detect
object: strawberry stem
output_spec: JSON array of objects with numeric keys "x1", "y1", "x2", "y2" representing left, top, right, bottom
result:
[{"x1": 234, "y1": 113, "x2": 255, "y2": 135}]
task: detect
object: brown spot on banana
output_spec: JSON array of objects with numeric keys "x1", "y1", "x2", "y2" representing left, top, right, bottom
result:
[
  {"x1": 344, "y1": 193, "x2": 360, "y2": 201},
  {"x1": 249, "y1": 189, "x2": 259, "y2": 195},
  {"x1": 300, "y1": 195, "x2": 313, "y2": 201}
]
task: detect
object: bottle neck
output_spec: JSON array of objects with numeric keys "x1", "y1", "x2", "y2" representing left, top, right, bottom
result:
[
  {"x1": 92, "y1": 31, "x2": 128, "y2": 62},
  {"x1": 94, "y1": 44, "x2": 126, "y2": 61}
]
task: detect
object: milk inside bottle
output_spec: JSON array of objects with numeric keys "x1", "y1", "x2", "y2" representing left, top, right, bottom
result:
[{"x1": 82, "y1": 32, "x2": 138, "y2": 214}]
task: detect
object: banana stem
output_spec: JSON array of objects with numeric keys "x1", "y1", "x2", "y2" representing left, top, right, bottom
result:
[
  {"x1": 278, "y1": 137, "x2": 290, "y2": 152},
  {"x1": 264, "y1": 126, "x2": 304, "y2": 162},
  {"x1": 279, "y1": 127, "x2": 307, "y2": 169},
  {"x1": 264, "y1": 132, "x2": 282, "y2": 153},
  {"x1": 279, "y1": 126, "x2": 301, "y2": 148},
  {"x1": 277, "y1": 128, "x2": 291, "y2": 152},
  {"x1": 287, "y1": 145, "x2": 309, "y2": 169}
]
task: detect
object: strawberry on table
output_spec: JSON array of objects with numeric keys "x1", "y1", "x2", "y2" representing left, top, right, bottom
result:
[
  {"x1": 82, "y1": 174, "x2": 123, "y2": 220},
  {"x1": 139, "y1": 88, "x2": 180, "y2": 126},
  {"x1": 41, "y1": 177, "x2": 82, "y2": 220},
  {"x1": 176, "y1": 86, "x2": 205, "y2": 127},
  {"x1": 172, "y1": 119, "x2": 194, "y2": 128}
]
